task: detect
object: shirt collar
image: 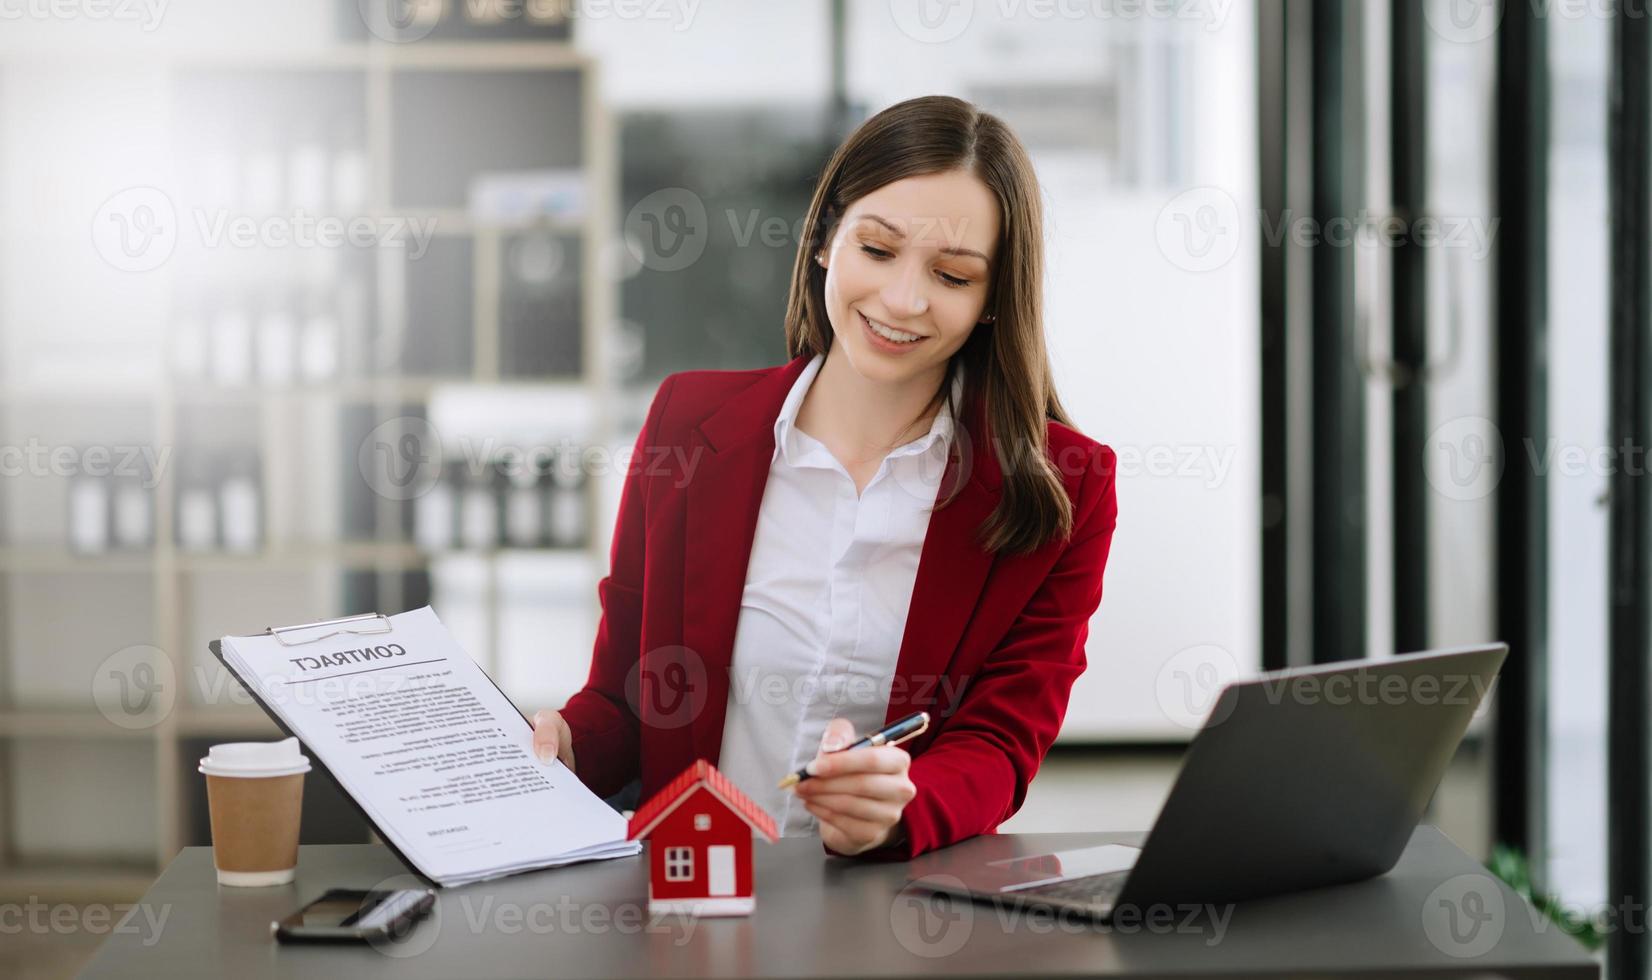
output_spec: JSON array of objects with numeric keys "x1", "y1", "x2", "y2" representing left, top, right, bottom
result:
[{"x1": 773, "y1": 352, "x2": 966, "y2": 467}]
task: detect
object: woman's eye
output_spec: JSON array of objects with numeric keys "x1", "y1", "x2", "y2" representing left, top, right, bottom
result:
[{"x1": 859, "y1": 244, "x2": 972, "y2": 288}]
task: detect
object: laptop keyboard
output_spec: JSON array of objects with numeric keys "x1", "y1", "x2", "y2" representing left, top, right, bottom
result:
[{"x1": 1017, "y1": 871, "x2": 1129, "y2": 909}]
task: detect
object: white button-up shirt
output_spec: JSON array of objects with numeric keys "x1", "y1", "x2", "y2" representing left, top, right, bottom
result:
[{"x1": 716, "y1": 352, "x2": 964, "y2": 837}]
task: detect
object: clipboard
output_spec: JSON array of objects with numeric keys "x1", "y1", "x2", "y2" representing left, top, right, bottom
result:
[{"x1": 208, "y1": 610, "x2": 550, "y2": 888}]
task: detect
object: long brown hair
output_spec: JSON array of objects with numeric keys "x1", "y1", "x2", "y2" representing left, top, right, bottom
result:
[{"x1": 783, "y1": 95, "x2": 1077, "y2": 555}]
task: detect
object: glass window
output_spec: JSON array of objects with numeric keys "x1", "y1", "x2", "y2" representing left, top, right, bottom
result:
[
  {"x1": 847, "y1": 0, "x2": 1260, "y2": 741},
  {"x1": 1545, "y1": 9, "x2": 1610, "y2": 911}
]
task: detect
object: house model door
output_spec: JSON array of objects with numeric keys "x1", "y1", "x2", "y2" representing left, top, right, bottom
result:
[{"x1": 707, "y1": 845, "x2": 735, "y2": 896}]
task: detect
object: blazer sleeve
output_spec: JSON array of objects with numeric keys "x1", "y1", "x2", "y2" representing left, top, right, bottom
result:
[
  {"x1": 828, "y1": 443, "x2": 1119, "y2": 860},
  {"x1": 557, "y1": 374, "x2": 679, "y2": 799}
]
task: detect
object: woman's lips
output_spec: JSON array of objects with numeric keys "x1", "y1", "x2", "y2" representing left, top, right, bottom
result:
[{"x1": 860, "y1": 310, "x2": 926, "y2": 352}]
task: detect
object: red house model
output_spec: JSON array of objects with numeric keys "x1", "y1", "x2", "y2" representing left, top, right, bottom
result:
[{"x1": 627, "y1": 759, "x2": 779, "y2": 916}]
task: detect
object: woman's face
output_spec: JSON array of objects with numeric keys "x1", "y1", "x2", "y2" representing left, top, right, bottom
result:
[{"x1": 819, "y1": 170, "x2": 1000, "y2": 387}]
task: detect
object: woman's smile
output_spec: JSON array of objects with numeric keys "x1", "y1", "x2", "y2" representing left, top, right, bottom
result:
[{"x1": 859, "y1": 309, "x2": 928, "y2": 352}]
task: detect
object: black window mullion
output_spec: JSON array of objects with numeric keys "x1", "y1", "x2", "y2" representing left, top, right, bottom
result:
[
  {"x1": 1605, "y1": 1, "x2": 1651, "y2": 977},
  {"x1": 1390, "y1": 0, "x2": 1429, "y2": 657},
  {"x1": 1492, "y1": 0, "x2": 1550, "y2": 875},
  {"x1": 1310, "y1": 0, "x2": 1367, "y2": 664}
]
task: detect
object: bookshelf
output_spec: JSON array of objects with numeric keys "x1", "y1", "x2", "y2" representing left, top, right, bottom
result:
[{"x1": 0, "y1": 39, "x2": 618, "y2": 899}]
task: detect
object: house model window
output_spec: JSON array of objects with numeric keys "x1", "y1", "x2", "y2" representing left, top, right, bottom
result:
[
  {"x1": 695, "y1": 813, "x2": 711, "y2": 831},
  {"x1": 665, "y1": 846, "x2": 694, "y2": 881}
]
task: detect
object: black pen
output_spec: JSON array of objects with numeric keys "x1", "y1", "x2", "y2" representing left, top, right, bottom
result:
[{"x1": 777, "y1": 711, "x2": 931, "y2": 789}]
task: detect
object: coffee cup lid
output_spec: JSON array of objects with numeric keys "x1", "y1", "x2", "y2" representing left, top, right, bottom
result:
[{"x1": 198, "y1": 736, "x2": 311, "y2": 778}]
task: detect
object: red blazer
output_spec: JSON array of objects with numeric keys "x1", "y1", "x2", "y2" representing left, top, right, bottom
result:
[{"x1": 559, "y1": 354, "x2": 1119, "y2": 859}]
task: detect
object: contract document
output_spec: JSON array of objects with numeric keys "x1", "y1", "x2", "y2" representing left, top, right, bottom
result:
[{"x1": 215, "y1": 605, "x2": 639, "y2": 887}]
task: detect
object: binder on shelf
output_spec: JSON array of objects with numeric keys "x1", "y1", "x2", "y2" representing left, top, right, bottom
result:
[{"x1": 209, "y1": 606, "x2": 638, "y2": 887}]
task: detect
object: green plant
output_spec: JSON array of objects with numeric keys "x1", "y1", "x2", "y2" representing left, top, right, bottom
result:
[{"x1": 1486, "y1": 845, "x2": 1605, "y2": 951}]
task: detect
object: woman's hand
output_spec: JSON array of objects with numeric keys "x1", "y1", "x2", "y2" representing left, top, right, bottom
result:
[
  {"x1": 791, "y1": 717, "x2": 916, "y2": 855},
  {"x1": 530, "y1": 709, "x2": 576, "y2": 772}
]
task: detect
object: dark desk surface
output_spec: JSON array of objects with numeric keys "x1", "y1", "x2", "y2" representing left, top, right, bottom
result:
[{"x1": 79, "y1": 827, "x2": 1598, "y2": 979}]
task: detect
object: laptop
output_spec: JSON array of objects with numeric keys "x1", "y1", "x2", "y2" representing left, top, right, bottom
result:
[{"x1": 908, "y1": 643, "x2": 1508, "y2": 920}]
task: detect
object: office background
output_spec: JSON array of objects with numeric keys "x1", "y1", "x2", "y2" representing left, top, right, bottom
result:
[{"x1": 0, "y1": 0, "x2": 1646, "y2": 977}]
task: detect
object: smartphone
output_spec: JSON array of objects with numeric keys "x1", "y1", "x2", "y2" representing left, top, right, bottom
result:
[{"x1": 272, "y1": 888, "x2": 436, "y2": 944}]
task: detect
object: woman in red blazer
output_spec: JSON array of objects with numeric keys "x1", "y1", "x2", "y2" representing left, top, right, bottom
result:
[{"x1": 533, "y1": 95, "x2": 1118, "y2": 861}]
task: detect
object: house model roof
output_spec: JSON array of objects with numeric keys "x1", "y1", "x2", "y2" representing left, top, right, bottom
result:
[{"x1": 627, "y1": 759, "x2": 779, "y2": 843}]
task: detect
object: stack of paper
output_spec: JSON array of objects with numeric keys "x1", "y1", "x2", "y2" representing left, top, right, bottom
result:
[{"x1": 217, "y1": 606, "x2": 639, "y2": 887}]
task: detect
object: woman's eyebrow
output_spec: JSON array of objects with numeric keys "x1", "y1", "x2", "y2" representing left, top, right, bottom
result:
[{"x1": 853, "y1": 213, "x2": 990, "y2": 262}]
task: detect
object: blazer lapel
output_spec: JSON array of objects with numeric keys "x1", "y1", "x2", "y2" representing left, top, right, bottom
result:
[
  {"x1": 683, "y1": 355, "x2": 812, "y2": 764},
  {"x1": 886, "y1": 388, "x2": 1001, "y2": 725}
]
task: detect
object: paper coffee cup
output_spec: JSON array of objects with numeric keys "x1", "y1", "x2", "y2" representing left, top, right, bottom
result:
[{"x1": 198, "y1": 737, "x2": 311, "y2": 887}]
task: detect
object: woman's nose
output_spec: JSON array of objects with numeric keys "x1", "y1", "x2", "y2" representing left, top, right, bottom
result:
[{"x1": 881, "y1": 259, "x2": 929, "y2": 319}]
